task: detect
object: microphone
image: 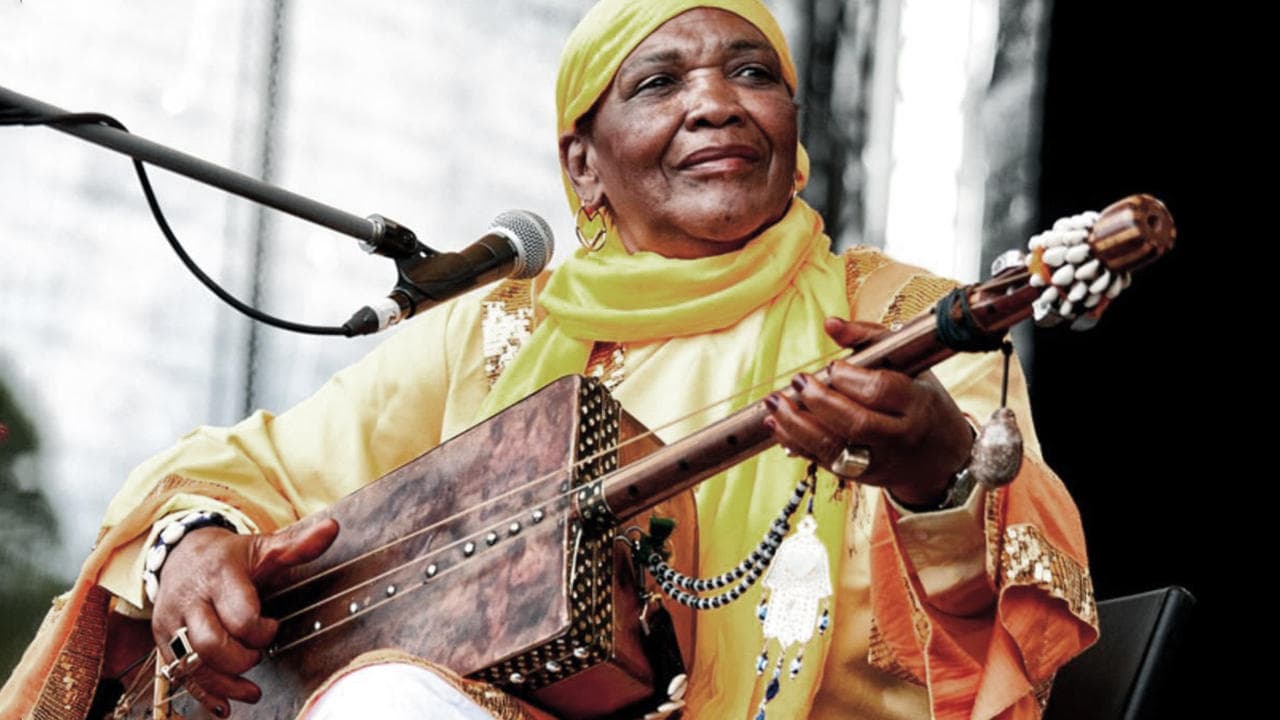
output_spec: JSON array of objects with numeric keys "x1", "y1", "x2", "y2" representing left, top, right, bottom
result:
[{"x1": 344, "y1": 209, "x2": 554, "y2": 336}]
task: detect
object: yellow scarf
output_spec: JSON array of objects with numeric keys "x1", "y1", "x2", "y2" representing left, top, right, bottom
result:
[{"x1": 478, "y1": 198, "x2": 854, "y2": 717}]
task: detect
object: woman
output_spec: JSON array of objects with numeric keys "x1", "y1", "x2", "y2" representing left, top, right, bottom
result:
[{"x1": 0, "y1": 1, "x2": 1098, "y2": 719}]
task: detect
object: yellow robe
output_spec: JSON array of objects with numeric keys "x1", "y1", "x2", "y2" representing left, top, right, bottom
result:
[{"x1": 0, "y1": 237, "x2": 1096, "y2": 720}]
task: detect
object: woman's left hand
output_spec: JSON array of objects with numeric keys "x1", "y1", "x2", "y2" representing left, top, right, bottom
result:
[{"x1": 763, "y1": 317, "x2": 974, "y2": 507}]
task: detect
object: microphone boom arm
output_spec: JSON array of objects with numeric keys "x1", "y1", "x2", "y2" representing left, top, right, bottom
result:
[{"x1": 0, "y1": 84, "x2": 423, "y2": 259}]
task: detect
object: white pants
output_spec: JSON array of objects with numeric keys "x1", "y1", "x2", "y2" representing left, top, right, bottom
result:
[{"x1": 302, "y1": 662, "x2": 495, "y2": 720}]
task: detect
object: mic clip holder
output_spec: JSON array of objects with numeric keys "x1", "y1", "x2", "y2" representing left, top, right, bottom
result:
[
  {"x1": 365, "y1": 214, "x2": 487, "y2": 326},
  {"x1": 376, "y1": 229, "x2": 516, "y2": 331},
  {"x1": 362, "y1": 214, "x2": 429, "y2": 260},
  {"x1": 343, "y1": 216, "x2": 441, "y2": 336},
  {"x1": 369, "y1": 214, "x2": 483, "y2": 323}
]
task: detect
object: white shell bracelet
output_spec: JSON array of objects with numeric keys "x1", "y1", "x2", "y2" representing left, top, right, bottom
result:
[{"x1": 142, "y1": 509, "x2": 238, "y2": 604}]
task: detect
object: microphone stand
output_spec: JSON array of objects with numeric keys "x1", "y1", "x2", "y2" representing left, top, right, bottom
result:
[
  {"x1": 0, "y1": 84, "x2": 424, "y2": 260},
  {"x1": 0, "y1": 84, "x2": 442, "y2": 335}
]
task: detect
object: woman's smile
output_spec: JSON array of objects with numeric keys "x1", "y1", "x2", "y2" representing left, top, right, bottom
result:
[{"x1": 675, "y1": 143, "x2": 763, "y2": 175}]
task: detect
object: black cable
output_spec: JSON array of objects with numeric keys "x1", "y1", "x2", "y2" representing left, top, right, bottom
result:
[{"x1": 0, "y1": 110, "x2": 352, "y2": 336}]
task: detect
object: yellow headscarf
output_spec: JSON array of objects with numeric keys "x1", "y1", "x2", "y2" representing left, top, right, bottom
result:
[
  {"x1": 480, "y1": 2, "x2": 851, "y2": 717},
  {"x1": 554, "y1": 0, "x2": 810, "y2": 223}
]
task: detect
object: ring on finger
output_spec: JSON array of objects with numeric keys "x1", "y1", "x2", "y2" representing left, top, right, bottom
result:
[
  {"x1": 169, "y1": 626, "x2": 194, "y2": 662},
  {"x1": 829, "y1": 444, "x2": 871, "y2": 479},
  {"x1": 159, "y1": 655, "x2": 202, "y2": 683},
  {"x1": 160, "y1": 626, "x2": 202, "y2": 681}
]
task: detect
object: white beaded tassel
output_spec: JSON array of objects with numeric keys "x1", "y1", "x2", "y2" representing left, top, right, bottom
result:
[
  {"x1": 759, "y1": 516, "x2": 831, "y2": 647},
  {"x1": 1026, "y1": 210, "x2": 1130, "y2": 331},
  {"x1": 751, "y1": 513, "x2": 832, "y2": 720}
]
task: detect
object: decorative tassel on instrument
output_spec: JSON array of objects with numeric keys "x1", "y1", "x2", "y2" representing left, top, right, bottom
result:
[
  {"x1": 969, "y1": 341, "x2": 1024, "y2": 490},
  {"x1": 751, "y1": 464, "x2": 832, "y2": 720}
]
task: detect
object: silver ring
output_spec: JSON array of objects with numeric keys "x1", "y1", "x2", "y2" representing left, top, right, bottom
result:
[
  {"x1": 168, "y1": 626, "x2": 194, "y2": 661},
  {"x1": 160, "y1": 655, "x2": 200, "y2": 683},
  {"x1": 829, "y1": 445, "x2": 871, "y2": 479},
  {"x1": 160, "y1": 658, "x2": 181, "y2": 682},
  {"x1": 160, "y1": 626, "x2": 202, "y2": 682}
]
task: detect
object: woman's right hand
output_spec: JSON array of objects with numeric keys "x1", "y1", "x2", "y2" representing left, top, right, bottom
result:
[{"x1": 150, "y1": 518, "x2": 339, "y2": 717}]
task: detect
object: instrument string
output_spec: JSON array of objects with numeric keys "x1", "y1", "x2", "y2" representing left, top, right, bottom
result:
[
  {"x1": 131, "y1": 345, "x2": 849, "y2": 712},
  {"x1": 265, "y1": 344, "x2": 847, "y2": 606},
  {"x1": 263, "y1": 344, "x2": 846, "y2": 624},
  {"x1": 148, "y1": 515, "x2": 570, "y2": 709},
  {"x1": 115, "y1": 649, "x2": 160, "y2": 713}
]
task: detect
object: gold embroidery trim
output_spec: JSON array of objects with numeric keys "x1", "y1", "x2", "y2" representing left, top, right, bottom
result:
[
  {"x1": 32, "y1": 585, "x2": 110, "y2": 720},
  {"x1": 459, "y1": 680, "x2": 536, "y2": 720},
  {"x1": 481, "y1": 279, "x2": 535, "y2": 387},
  {"x1": 903, "y1": 563, "x2": 931, "y2": 649},
  {"x1": 984, "y1": 486, "x2": 1005, "y2": 586},
  {"x1": 867, "y1": 521, "x2": 931, "y2": 684},
  {"x1": 299, "y1": 651, "x2": 532, "y2": 720},
  {"x1": 585, "y1": 341, "x2": 627, "y2": 391},
  {"x1": 868, "y1": 617, "x2": 924, "y2": 686},
  {"x1": 843, "y1": 245, "x2": 893, "y2": 311},
  {"x1": 1033, "y1": 673, "x2": 1055, "y2": 711},
  {"x1": 880, "y1": 274, "x2": 961, "y2": 327},
  {"x1": 1000, "y1": 523, "x2": 1097, "y2": 625}
]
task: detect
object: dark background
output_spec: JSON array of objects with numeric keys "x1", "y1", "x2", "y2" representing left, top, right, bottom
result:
[{"x1": 1035, "y1": 0, "x2": 1235, "y2": 714}]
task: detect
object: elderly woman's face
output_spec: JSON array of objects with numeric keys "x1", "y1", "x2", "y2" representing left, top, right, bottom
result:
[{"x1": 564, "y1": 8, "x2": 798, "y2": 259}]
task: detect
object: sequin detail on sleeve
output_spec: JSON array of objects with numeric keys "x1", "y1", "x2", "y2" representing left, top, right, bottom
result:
[
  {"x1": 585, "y1": 341, "x2": 627, "y2": 391},
  {"x1": 481, "y1": 280, "x2": 535, "y2": 387},
  {"x1": 880, "y1": 274, "x2": 961, "y2": 327},
  {"x1": 1001, "y1": 524, "x2": 1097, "y2": 625},
  {"x1": 984, "y1": 487, "x2": 1005, "y2": 587},
  {"x1": 842, "y1": 246, "x2": 893, "y2": 310}
]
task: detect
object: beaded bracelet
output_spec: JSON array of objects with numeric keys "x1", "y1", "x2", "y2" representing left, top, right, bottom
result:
[{"x1": 142, "y1": 510, "x2": 238, "y2": 604}]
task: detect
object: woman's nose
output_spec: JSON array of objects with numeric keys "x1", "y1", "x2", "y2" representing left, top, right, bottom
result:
[{"x1": 684, "y1": 74, "x2": 745, "y2": 129}]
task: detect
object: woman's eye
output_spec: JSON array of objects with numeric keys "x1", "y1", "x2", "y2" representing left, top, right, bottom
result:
[
  {"x1": 635, "y1": 75, "x2": 675, "y2": 94},
  {"x1": 735, "y1": 64, "x2": 778, "y2": 83}
]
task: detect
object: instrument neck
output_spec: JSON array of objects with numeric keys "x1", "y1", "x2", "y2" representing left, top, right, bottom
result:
[{"x1": 591, "y1": 276, "x2": 1039, "y2": 521}]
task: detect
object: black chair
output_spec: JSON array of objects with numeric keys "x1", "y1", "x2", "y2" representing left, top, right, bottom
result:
[{"x1": 1043, "y1": 586, "x2": 1195, "y2": 720}]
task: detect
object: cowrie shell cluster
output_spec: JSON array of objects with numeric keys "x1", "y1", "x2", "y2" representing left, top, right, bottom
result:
[{"x1": 1026, "y1": 211, "x2": 1130, "y2": 331}]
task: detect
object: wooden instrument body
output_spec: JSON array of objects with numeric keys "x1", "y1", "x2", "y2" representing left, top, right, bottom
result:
[{"x1": 149, "y1": 376, "x2": 695, "y2": 720}]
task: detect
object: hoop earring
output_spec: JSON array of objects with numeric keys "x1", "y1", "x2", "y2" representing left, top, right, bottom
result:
[{"x1": 575, "y1": 203, "x2": 610, "y2": 252}]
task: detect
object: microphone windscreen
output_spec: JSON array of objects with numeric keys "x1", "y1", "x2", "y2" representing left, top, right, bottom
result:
[{"x1": 490, "y1": 209, "x2": 554, "y2": 279}]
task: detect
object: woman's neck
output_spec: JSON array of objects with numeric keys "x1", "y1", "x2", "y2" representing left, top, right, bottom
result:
[{"x1": 613, "y1": 198, "x2": 794, "y2": 259}]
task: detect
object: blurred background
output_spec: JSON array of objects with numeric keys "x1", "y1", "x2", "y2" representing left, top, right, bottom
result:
[{"x1": 1, "y1": 0, "x2": 1230, "y2": 714}]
